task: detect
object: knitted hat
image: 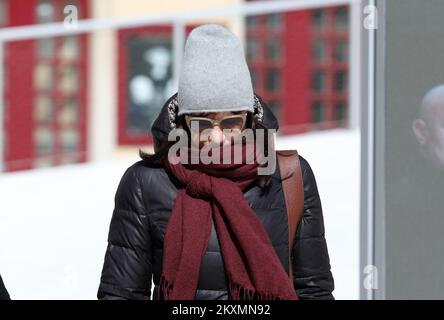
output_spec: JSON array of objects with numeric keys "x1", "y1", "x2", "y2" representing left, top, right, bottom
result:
[{"x1": 177, "y1": 24, "x2": 255, "y2": 116}]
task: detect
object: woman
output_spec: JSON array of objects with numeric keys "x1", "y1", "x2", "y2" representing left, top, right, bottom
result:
[{"x1": 98, "y1": 24, "x2": 334, "y2": 300}]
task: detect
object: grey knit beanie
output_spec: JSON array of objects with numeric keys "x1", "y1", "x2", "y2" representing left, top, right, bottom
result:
[{"x1": 177, "y1": 24, "x2": 255, "y2": 116}]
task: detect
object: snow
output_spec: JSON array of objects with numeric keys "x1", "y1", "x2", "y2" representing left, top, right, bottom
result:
[{"x1": 0, "y1": 128, "x2": 360, "y2": 300}]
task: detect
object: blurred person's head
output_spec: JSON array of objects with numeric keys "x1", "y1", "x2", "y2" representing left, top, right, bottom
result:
[{"x1": 412, "y1": 84, "x2": 444, "y2": 171}]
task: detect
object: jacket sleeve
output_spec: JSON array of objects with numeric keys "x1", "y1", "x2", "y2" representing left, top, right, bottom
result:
[
  {"x1": 0, "y1": 274, "x2": 10, "y2": 300},
  {"x1": 291, "y1": 155, "x2": 335, "y2": 300},
  {"x1": 97, "y1": 164, "x2": 153, "y2": 300}
]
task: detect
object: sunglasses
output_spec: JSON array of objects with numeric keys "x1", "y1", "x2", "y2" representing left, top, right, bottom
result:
[{"x1": 185, "y1": 113, "x2": 247, "y2": 133}]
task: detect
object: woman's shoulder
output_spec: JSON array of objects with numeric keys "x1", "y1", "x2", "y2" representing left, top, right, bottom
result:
[
  {"x1": 297, "y1": 154, "x2": 313, "y2": 177},
  {"x1": 296, "y1": 153, "x2": 319, "y2": 190},
  {"x1": 118, "y1": 159, "x2": 168, "y2": 189}
]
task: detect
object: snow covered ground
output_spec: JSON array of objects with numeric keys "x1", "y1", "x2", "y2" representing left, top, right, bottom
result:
[{"x1": 0, "y1": 128, "x2": 360, "y2": 300}]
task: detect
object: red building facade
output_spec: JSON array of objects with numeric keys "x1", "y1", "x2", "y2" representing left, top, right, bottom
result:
[
  {"x1": 245, "y1": 6, "x2": 349, "y2": 135},
  {"x1": 2, "y1": 0, "x2": 89, "y2": 172}
]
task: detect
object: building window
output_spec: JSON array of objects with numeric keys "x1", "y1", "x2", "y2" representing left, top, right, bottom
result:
[
  {"x1": 58, "y1": 36, "x2": 80, "y2": 62},
  {"x1": 246, "y1": 15, "x2": 258, "y2": 29},
  {"x1": 34, "y1": 63, "x2": 54, "y2": 91},
  {"x1": 312, "y1": 70, "x2": 326, "y2": 92},
  {"x1": 35, "y1": 95, "x2": 53, "y2": 123},
  {"x1": 266, "y1": 37, "x2": 282, "y2": 61},
  {"x1": 0, "y1": 0, "x2": 8, "y2": 26},
  {"x1": 58, "y1": 64, "x2": 79, "y2": 94},
  {"x1": 266, "y1": 68, "x2": 281, "y2": 92},
  {"x1": 126, "y1": 35, "x2": 173, "y2": 135},
  {"x1": 246, "y1": 37, "x2": 260, "y2": 61},
  {"x1": 267, "y1": 13, "x2": 282, "y2": 30},
  {"x1": 334, "y1": 40, "x2": 348, "y2": 62},
  {"x1": 59, "y1": 98, "x2": 79, "y2": 125},
  {"x1": 312, "y1": 39, "x2": 326, "y2": 62},
  {"x1": 311, "y1": 101, "x2": 325, "y2": 123},
  {"x1": 36, "y1": 0, "x2": 54, "y2": 23},
  {"x1": 335, "y1": 101, "x2": 347, "y2": 122},
  {"x1": 334, "y1": 70, "x2": 347, "y2": 92},
  {"x1": 312, "y1": 9, "x2": 326, "y2": 31},
  {"x1": 60, "y1": 129, "x2": 79, "y2": 153},
  {"x1": 334, "y1": 7, "x2": 348, "y2": 31},
  {"x1": 35, "y1": 127, "x2": 54, "y2": 155},
  {"x1": 117, "y1": 25, "x2": 201, "y2": 145}
]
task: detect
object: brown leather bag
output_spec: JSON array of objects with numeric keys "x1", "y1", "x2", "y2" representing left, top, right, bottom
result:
[{"x1": 277, "y1": 150, "x2": 305, "y2": 283}]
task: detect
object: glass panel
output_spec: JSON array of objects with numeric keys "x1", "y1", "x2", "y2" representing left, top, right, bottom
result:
[
  {"x1": 35, "y1": 95, "x2": 53, "y2": 122},
  {"x1": 34, "y1": 63, "x2": 53, "y2": 91},
  {"x1": 334, "y1": 71, "x2": 348, "y2": 92},
  {"x1": 246, "y1": 37, "x2": 259, "y2": 61},
  {"x1": 311, "y1": 101, "x2": 325, "y2": 123},
  {"x1": 59, "y1": 98, "x2": 79, "y2": 125},
  {"x1": 266, "y1": 68, "x2": 281, "y2": 92},
  {"x1": 58, "y1": 65, "x2": 79, "y2": 94},
  {"x1": 37, "y1": 38, "x2": 54, "y2": 59},
  {"x1": 335, "y1": 101, "x2": 347, "y2": 122},
  {"x1": 312, "y1": 9, "x2": 326, "y2": 31},
  {"x1": 246, "y1": 15, "x2": 258, "y2": 29},
  {"x1": 312, "y1": 39, "x2": 326, "y2": 62},
  {"x1": 334, "y1": 7, "x2": 349, "y2": 31},
  {"x1": 267, "y1": 13, "x2": 282, "y2": 29},
  {"x1": 334, "y1": 40, "x2": 348, "y2": 62},
  {"x1": 60, "y1": 129, "x2": 79, "y2": 153},
  {"x1": 59, "y1": 36, "x2": 79, "y2": 62},
  {"x1": 266, "y1": 37, "x2": 282, "y2": 61},
  {"x1": 35, "y1": 127, "x2": 54, "y2": 154},
  {"x1": 36, "y1": 0, "x2": 54, "y2": 23},
  {"x1": 312, "y1": 70, "x2": 326, "y2": 92},
  {"x1": 0, "y1": 0, "x2": 7, "y2": 26}
]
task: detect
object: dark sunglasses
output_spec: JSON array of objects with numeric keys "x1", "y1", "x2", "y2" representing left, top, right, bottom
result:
[{"x1": 185, "y1": 113, "x2": 247, "y2": 133}]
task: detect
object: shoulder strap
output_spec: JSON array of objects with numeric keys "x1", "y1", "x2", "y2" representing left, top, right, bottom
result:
[{"x1": 277, "y1": 150, "x2": 305, "y2": 283}]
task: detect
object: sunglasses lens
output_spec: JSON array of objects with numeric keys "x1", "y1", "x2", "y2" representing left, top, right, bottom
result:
[
  {"x1": 189, "y1": 119, "x2": 213, "y2": 132},
  {"x1": 220, "y1": 116, "x2": 245, "y2": 130}
]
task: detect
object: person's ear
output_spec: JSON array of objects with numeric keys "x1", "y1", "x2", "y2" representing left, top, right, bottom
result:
[{"x1": 412, "y1": 118, "x2": 428, "y2": 145}]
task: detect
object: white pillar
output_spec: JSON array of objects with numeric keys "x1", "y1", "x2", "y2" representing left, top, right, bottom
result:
[{"x1": 88, "y1": 0, "x2": 117, "y2": 162}]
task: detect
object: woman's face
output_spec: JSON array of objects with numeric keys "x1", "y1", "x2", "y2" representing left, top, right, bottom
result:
[{"x1": 184, "y1": 111, "x2": 248, "y2": 148}]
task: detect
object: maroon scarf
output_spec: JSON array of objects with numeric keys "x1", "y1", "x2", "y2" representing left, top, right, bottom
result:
[{"x1": 159, "y1": 142, "x2": 298, "y2": 300}]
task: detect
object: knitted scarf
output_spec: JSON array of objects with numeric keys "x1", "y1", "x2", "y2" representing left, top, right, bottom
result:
[{"x1": 159, "y1": 142, "x2": 298, "y2": 300}]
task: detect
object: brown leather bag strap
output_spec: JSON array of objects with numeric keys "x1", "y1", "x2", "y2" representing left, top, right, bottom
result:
[{"x1": 277, "y1": 150, "x2": 305, "y2": 283}]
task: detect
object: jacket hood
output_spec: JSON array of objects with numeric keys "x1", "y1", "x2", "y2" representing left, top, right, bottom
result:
[{"x1": 151, "y1": 92, "x2": 279, "y2": 152}]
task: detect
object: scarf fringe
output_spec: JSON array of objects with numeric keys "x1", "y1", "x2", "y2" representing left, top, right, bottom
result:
[
  {"x1": 159, "y1": 274, "x2": 174, "y2": 300},
  {"x1": 229, "y1": 281, "x2": 286, "y2": 300}
]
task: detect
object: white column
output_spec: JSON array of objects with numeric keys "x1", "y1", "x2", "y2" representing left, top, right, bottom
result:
[{"x1": 88, "y1": 0, "x2": 117, "y2": 162}]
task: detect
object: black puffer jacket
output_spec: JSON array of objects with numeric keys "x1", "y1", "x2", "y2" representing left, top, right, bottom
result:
[
  {"x1": 97, "y1": 94, "x2": 335, "y2": 300},
  {"x1": 0, "y1": 274, "x2": 10, "y2": 300}
]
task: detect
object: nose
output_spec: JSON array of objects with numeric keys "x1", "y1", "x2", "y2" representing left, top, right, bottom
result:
[{"x1": 207, "y1": 126, "x2": 226, "y2": 145}]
